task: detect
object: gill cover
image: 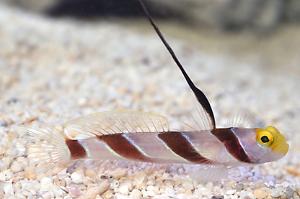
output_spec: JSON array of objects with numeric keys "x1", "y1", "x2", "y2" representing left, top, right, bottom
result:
[{"x1": 231, "y1": 127, "x2": 288, "y2": 163}]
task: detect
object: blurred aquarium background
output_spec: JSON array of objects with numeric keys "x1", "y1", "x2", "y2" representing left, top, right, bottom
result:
[
  {"x1": 3, "y1": 0, "x2": 300, "y2": 73},
  {"x1": 1, "y1": 0, "x2": 299, "y2": 125},
  {"x1": 0, "y1": 0, "x2": 300, "y2": 198}
]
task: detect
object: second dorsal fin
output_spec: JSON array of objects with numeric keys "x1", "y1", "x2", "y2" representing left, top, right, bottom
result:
[{"x1": 64, "y1": 110, "x2": 169, "y2": 140}]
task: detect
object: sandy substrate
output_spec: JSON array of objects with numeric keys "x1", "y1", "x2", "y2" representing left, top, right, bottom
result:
[{"x1": 0, "y1": 4, "x2": 300, "y2": 199}]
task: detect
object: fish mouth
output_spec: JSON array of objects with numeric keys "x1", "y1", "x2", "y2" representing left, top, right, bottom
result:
[
  {"x1": 272, "y1": 141, "x2": 289, "y2": 157},
  {"x1": 279, "y1": 142, "x2": 289, "y2": 156},
  {"x1": 269, "y1": 142, "x2": 289, "y2": 162}
]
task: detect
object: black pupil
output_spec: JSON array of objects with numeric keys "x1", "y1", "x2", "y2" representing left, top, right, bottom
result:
[{"x1": 261, "y1": 136, "x2": 270, "y2": 143}]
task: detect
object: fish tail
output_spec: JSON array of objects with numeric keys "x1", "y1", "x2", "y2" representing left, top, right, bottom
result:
[{"x1": 26, "y1": 127, "x2": 71, "y2": 170}]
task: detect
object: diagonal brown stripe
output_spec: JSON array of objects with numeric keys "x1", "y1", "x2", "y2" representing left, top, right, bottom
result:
[
  {"x1": 65, "y1": 139, "x2": 87, "y2": 159},
  {"x1": 98, "y1": 134, "x2": 151, "y2": 161},
  {"x1": 212, "y1": 128, "x2": 251, "y2": 163},
  {"x1": 158, "y1": 132, "x2": 213, "y2": 164}
]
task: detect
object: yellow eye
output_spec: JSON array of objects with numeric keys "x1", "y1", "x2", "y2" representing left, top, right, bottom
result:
[{"x1": 256, "y1": 129, "x2": 274, "y2": 147}]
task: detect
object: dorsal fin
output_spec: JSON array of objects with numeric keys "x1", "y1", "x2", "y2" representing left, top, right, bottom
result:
[
  {"x1": 183, "y1": 93, "x2": 216, "y2": 131},
  {"x1": 64, "y1": 110, "x2": 169, "y2": 139},
  {"x1": 137, "y1": 0, "x2": 216, "y2": 129},
  {"x1": 225, "y1": 109, "x2": 263, "y2": 128}
]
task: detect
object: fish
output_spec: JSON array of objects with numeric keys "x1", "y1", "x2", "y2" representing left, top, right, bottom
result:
[{"x1": 26, "y1": 0, "x2": 289, "y2": 172}]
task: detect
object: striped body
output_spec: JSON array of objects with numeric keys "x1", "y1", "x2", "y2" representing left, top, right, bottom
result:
[
  {"x1": 27, "y1": 112, "x2": 288, "y2": 170},
  {"x1": 26, "y1": 1, "x2": 289, "y2": 172},
  {"x1": 65, "y1": 128, "x2": 250, "y2": 165}
]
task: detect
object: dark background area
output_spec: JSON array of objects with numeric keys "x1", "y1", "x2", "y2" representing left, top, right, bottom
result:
[
  {"x1": 46, "y1": 0, "x2": 178, "y2": 19},
  {"x1": 4, "y1": 0, "x2": 300, "y2": 32}
]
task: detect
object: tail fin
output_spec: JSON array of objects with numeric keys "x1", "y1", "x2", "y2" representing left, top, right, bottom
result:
[{"x1": 26, "y1": 127, "x2": 71, "y2": 171}]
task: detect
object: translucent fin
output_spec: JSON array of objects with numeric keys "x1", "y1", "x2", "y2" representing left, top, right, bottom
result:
[
  {"x1": 26, "y1": 127, "x2": 71, "y2": 171},
  {"x1": 181, "y1": 93, "x2": 214, "y2": 131},
  {"x1": 64, "y1": 111, "x2": 169, "y2": 139},
  {"x1": 185, "y1": 165, "x2": 230, "y2": 183},
  {"x1": 225, "y1": 109, "x2": 262, "y2": 128}
]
